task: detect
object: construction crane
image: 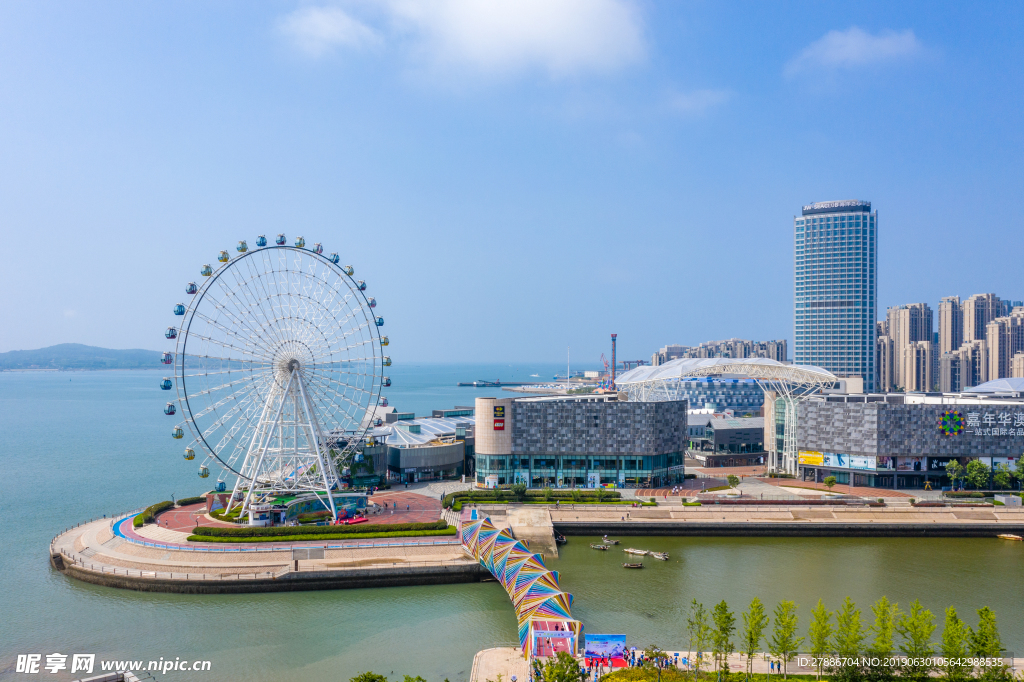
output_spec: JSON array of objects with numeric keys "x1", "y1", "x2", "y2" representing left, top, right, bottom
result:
[{"x1": 599, "y1": 353, "x2": 610, "y2": 377}]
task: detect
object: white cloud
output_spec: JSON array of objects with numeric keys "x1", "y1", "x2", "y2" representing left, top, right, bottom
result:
[
  {"x1": 278, "y1": 6, "x2": 381, "y2": 58},
  {"x1": 385, "y1": 0, "x2": 645, "y2": 77},
  {"x1": 668, "y1": 89, "x2": 731, "y2": 115},
  {"x1": 63, "y1": 309, "x2": 77, "y2": 318},
  {"x1": 785, "y1": 27, "x2": 924, "y2": 77}
]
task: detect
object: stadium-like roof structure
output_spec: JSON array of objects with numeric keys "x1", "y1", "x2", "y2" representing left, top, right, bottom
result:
[
  {"x1": 616, "y1": 357, "x2": 837, "y2": 477},
  {"x1": 966, "y1": 377, "x2": 1024, "y2": 394},
  {"x1": 615, "y1": 357, "x2": 837, "y2": 386}
]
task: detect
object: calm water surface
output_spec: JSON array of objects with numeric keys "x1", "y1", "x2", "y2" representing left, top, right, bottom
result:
[{"x1": 0, "y1": 369, "x2": 1020, "y2": 681}]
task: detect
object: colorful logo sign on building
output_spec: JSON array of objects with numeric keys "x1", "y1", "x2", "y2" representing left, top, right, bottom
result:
[
  {"x1": 494, "y1": 405, "x2": 505, "y2": 418},
  {"x1": 493, "y1": 418, "x2": 505, "y2": 431},
  {"x1": 939, "y1": 410, "x2": 965, "y2": 437}
]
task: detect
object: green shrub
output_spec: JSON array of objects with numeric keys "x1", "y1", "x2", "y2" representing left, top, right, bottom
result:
[
  {"x1": 187, "y1": 527, "x2": 457, "y2": 543},
  {"x1": 176, "y1": 495, "x2": 207, "y2": 507},
  {"x1": 192, "y1": 519, "x2": 448, "y2": 538},
  {"x1": 133, "y1": 500, "x2": 174, "y2": 527},
  {"x1": 683, "y1": 501, "x2": 702, "y2": 506}
]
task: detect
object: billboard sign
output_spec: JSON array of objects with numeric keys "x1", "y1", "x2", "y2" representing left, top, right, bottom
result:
[
  {"x1": 584, "y1": 634, "x2": 627, "y2": 659},
  {"x1": 928, "y1": 457, "x2": 960, "y2": 471},
  {"x1": 897, "y1": 456, "x2": 925, "y2": 472},
  {"x1": 799, "y1": 451, "x2": 823, "y2": 466},
  {"x1": 587, "y1": 472, "x2": 600, "y2": 488},
  {"x1": 493, "y1": 405, "x2": 505, "y2": 418},
  {"x1": 849, "y1": 456, "x2": 875, "y2": 471},
  {"x1": 822, "y1": 453, "x2": 847, "y2": 468},
  {"x1": 493, "y1": 418, "x2": 505, "y2": 431},
  {"x1": 484, "y1": 475, "x2": 499, "y2": 489},
  {"x1": 877, "y1": 456, "x2": 895, "y2": 470}
]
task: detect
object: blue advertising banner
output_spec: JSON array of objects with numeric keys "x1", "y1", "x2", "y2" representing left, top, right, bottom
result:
[{"x1": 584, "y1": 634, "x2": 627, "y2": 659}]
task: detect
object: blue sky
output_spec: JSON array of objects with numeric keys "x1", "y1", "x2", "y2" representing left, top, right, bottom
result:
[{"x1": 1, "y1": 1, "x2": 1021, "y2": 364}]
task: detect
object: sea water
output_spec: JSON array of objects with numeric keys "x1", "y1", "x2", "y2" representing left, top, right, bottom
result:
[{"x1": 0, "y1": 368, "x2": 1021, "y2": 681}]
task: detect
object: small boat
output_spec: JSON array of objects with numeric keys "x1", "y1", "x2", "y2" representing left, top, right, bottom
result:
[
  {"x1": 554, "y1": 532, "x2": 568, "y2": 545},
  {"x1": 623, "y1": 562, "x2": 644, "y2": 569},
  {"x1": 650, "y1": 552, "x2": 670, "y2": 561},
  {"x1": 623, "y1": 548, "x2": 648, "y2": 556},
  {"x1": 590, "y1": 543, "x2": 609, "y2": 550},
  {"x1": 602, "y1": 538, "x2": 619, "y2": 545},
  {"x1": 997, "y1": 534, "x2": 1022, "y2": 541}
]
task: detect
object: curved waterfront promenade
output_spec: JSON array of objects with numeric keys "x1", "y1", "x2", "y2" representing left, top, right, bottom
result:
[{"x1": 48, "y1": 490, "x2": 482, "y2": 593}]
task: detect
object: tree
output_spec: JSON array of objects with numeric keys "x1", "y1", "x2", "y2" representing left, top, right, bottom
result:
[
  {"x1": 992, "y1": 463, "x2": 1012, "y2": 490},
  {"x1": 969, "y1": 607, "x2": 1002, "y2": 657},
  {"x1": 535, "y1": 651, "x2": 586, "y2": 682},
  {"x1": 351, "y1": 674, "x2": 388, "y2": 682},
  {"x1": 712, "y1": 600, "x2": 737, "y2": 673},
  {"x1": 970, "y1": 607, "x2": 1013, "y2": 682},
  {"x1": 824, "y1": 476, "x2": 837, "y2": 492},
  {"x1": 965, "y1": 459, "x2": 990, "y2": 490},
  {"x1": 945, "y1": 460, "x2": 965, "y2": 491},
  {"x1": 403, "y1": 677, "x2": 427, "y2": 682},
  {"x1": 511, "y1": 482, "x2": 527, "y2": 501},
  {"x1": 728, "y1": 475, "x2": 740, "y2": 489},
  {"x1": 807, "y1": 600, "x2": 833, "y2": 681},
  {"x1": 868, "y1": 596, "x2": 899, "y2": 656},
  {"x1": 833, "y1": 597, "x2": 865, "y2": 657},
  {"x1": 769, "y1": 600, "x2": 803, "y2": 680},
  {"x1": 1013, "y1": 456, "x2": 1024, "y2": 490},
  {"x1": 740, "y1": 597, "x2": 769, "y2": 682},
  {"x1": 896, "y1": 599, "x2": 936, "y2": 681},
  {"x1": 867, "y1": 597, "x2": 900, "y2": 682},
  {"x1": 940, "y1": 607, "x2": 973, "y2": 682},
  {"x1": 687, "y1": 599, "x2": 712, "y2": 680}
]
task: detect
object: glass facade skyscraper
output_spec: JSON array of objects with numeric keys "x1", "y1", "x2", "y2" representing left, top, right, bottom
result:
[{"x1": 794, "y1": 200, "x2": 877, "y2": 391}]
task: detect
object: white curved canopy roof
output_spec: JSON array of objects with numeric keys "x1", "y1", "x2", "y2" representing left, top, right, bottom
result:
[
  {"x1": 615, "y1": 357, "x2": 836, "y2": 386},
  {"x1": 966, "y1": 377, "x2": 1024, "y2": 393}
]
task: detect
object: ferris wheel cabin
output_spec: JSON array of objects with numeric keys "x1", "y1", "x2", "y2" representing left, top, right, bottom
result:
[{"x1": 160, "y1": 378, "x2": 172, "y2": 390}]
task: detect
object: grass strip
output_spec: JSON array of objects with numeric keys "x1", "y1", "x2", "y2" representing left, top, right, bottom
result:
[{"x1": 186, "y1": 527, "x2": 457, "y2": 543}]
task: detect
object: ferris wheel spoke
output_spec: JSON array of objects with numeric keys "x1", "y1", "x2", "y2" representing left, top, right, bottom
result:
[
  {"x1": 224, "y1": 259, "x2": 293, "y2": 352},
  {"x1": 173, "y1": 374, "x2": 265, "y2": 402},
  {"x1": 181, "y1": 322, "x2": 271, "y2": 363},
  {"x1": 303, "y1": 369, "x2": 375, "y2": 420},
  {"x1": 198, "y1": 289, "x2": 281, "y2": 359}
]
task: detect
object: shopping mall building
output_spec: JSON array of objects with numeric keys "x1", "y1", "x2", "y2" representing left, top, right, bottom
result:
[
  {"x1": 796, "y1": 381, "x2": 1024, "y2": 489},
  {"x1": 474, "y1": 395, "x2": 688, "y2": 488}
]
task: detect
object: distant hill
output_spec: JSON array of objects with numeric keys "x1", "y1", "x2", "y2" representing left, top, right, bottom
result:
[{"x1": 0, "y1": 343, "x2": 162, "y2": 370}]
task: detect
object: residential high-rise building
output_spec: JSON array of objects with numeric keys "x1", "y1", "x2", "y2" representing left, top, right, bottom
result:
[
  {"x1": 1012, "y1": 352, "x2": 1024, "y2": 379},
  {"x1": 902, "y1": 340, "x2": 932, "y2": 392},
  {"x1": 956, "y1": 340, "x2": 988, "y2": 389},
  {"x1": 650, "y1": 339, "x2": 787, "y2": 366},
  {"x1": 885, "y1": 303, "x2": 933, "y2": 388},
  {"x1": 962, "y1": 293, "x2": 1002, "y2": 343},
  {"x1": 876, "y1": 334, "x2": 895, "y2": 392},
  {"x1": 985, "y1": 308, "x2": 1024, "y2": 380},
  {"x1": 794, "y1": 200, "x2": 877, "y2": 391},
  {"x1": 938, "y1": 296, "x2": 962, "y2": 356},
  {"x1": 939, "y1": 353, "x2": 961, "y2": 392}
]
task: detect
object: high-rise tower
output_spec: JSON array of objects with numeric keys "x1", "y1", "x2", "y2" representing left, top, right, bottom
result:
[{"x1": 794, "y1": 200, "x2": 877, "y2": 391}]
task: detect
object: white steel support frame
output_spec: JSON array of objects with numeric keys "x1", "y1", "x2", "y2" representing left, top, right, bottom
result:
[
  {"x1": 234, "y1": 367, "x2": 339, "y2": 518},
  {"x1": 616, "y1": 359, "x2": 836, "y2": 476}
]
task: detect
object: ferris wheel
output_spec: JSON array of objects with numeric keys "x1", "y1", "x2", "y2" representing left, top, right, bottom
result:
[{"x1": 160, "y1": 234, "x2": 390, "y2": 517}]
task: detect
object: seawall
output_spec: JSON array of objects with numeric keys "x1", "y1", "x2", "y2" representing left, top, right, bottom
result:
[
  {"x1": 55, "y1": 558, "x2": 487, "y2": 594},
  {"x1": 554, "y1": 521, "x2": 1024, "y2": 537}
]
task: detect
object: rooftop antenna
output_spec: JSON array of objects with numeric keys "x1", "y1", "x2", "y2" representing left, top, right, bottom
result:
[{"x1": 611, "y1": 334, "x2": 617, "y2": 389}]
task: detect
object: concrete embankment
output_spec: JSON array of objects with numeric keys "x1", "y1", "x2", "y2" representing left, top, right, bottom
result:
[
  {"x1": 553, "y1": 504, "x2": 1024, "y2": 537},
  {"x1": 56, "y1": 559, "x2": 486, "y2": 594},
  {"x1": 50, "y1": 517, "x2": 486, "y2": 594}
]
